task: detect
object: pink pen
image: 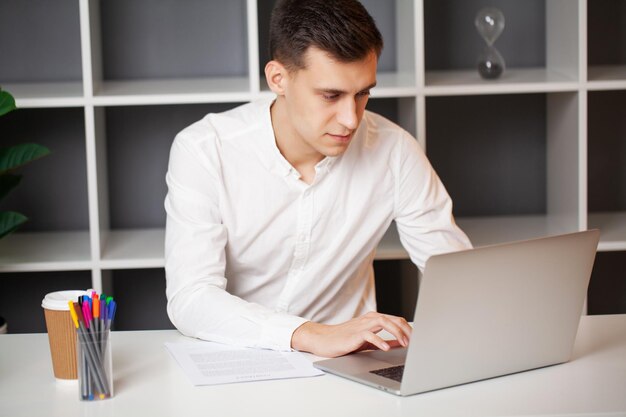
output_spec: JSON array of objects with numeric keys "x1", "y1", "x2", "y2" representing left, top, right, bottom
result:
[{"x1": 82, "y1": 301, "x2": 92, "y2": 330}]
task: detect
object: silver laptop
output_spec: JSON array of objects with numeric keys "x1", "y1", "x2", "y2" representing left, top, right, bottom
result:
[{"x1": 314, "y1": 230, "x2": 600, "y2": 396}]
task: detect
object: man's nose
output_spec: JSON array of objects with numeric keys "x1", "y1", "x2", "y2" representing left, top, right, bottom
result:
[{"x1": 337, "y1": 98, "x2": 358, "y2": 131}]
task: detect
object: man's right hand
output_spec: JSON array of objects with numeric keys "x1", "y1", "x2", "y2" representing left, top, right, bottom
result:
[{"x1": 290, "y1": 311, "x2": 412, "y2": 358}]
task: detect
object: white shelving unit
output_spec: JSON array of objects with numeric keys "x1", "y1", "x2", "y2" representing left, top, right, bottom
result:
[{"x1": 1, "y1": 0, "x2": 625, "y2": 324}]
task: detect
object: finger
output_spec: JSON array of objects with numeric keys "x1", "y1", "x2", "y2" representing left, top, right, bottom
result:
[
  {"x1": 385, "y1": 339, "x2": 403, "y2": 349},
  {"x1": 355, "y1": 339, "x2": 403, "y2": 353},
  {"x1": 372, "y1": 315, "x2": 412, "y2": 347},
  {"x1": 361, "y1": 331, "x2": 390, "y2": 352},
  {"x1": 384, "y1": 314, "x2": 412, "y2": 340}
]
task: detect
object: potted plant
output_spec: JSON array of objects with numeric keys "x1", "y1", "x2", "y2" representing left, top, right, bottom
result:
[{"x1": 0, "y1": 87, "x2": 51, "y2": 239}]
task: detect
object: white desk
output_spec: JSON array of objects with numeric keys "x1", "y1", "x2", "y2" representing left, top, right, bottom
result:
[{"x1": 1, "y1": 315, "x2": 625, "y2": 417}]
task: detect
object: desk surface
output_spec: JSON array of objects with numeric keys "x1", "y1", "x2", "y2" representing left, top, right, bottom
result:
[{"x1": 1, "y1": 315, "x2": 625, "y2": 417}]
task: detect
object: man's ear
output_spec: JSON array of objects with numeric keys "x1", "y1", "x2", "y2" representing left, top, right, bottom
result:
[{"x1": 265, "y1": 60, "x2": 288, "y2": 95}]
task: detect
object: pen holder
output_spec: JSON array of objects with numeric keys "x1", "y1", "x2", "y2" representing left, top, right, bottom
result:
[{"x1": 77, "y1": 329, "x2": 113, "y2": 400}]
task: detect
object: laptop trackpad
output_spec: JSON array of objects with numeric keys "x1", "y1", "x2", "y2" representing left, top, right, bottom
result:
[
  {"x1": 314, "y1": 347, "x2": 407, "y2": 376},
  {"x1": 358, "y1": 347, "x2": 407, "y2": 366}
]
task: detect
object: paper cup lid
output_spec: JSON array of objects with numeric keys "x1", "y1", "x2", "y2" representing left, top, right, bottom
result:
[{"x1": 41, "y1": 290, "x2": 91, "y2": 311}]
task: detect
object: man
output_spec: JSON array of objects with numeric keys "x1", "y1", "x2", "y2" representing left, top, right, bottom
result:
[{"x1": 164, "y1": 0, "x2": 471, "y2": 358}]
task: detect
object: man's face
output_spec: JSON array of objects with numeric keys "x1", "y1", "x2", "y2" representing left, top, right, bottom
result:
[{"x1": 280, "y1": 47, "x2": 378, "y2": 159}]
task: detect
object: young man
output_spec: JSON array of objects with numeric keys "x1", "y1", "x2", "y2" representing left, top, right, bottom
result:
[{"x1": 164, "y1": 0, "x2": 471, "y2": 358}]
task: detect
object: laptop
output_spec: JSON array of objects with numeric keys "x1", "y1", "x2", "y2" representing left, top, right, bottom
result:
[{"x1": 314, "y1": 230, "x2": 600, "y2": 396}]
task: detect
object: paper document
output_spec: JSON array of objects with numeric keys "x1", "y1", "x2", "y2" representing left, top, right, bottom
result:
[{"x1": 165, "y1": 341, "x2": 324, "y2": 385}]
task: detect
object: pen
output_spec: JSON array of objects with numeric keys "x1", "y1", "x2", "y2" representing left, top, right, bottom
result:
[
  {"x1": 99, "y1": 297, "x2": 107, "y2": 354},
  {"x1": 69, "y1": 301, "x2": 89, "y2": 399},
  {"x1": 106, "y1": 300, "x2": 117, "y2": 331},
  {"x1": 93, "y1": 293, "x2": 100, "y2": 335}
]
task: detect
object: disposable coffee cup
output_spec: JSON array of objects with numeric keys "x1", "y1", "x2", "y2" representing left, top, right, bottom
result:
[{"x1": 42, "y1": 290, "x2": 89, "y2": 381}]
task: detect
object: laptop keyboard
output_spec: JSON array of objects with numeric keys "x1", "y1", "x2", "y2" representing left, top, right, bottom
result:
[{"x1": 370, "y1": 365, "x2": 405, "y2": 382}]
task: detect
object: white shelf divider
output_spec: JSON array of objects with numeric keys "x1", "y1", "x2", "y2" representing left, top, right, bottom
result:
[
  {"x1": 3, "y1": 82, "x2": 84, "y2": 108},
  {"x1": 0, "y1": 231, "x2": 92, "y2": 272},
  {"x1": 100, "y1": 229, "x2": 165, "y2": 269},
  {"x1": 456, "y1": 215, "x2": 575, "y2": 249},
  {"x1": 587, "y1": 66, "x2": 626, "y2": 90},
  {"x1": 423, "y1": 68, "x2": 579, "y2": 96},
  {"x1": 92, "y1": 77, "x2": 254, "y2": 106}
]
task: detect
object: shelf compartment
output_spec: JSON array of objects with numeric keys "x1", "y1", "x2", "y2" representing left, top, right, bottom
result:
[
  {"x1": 98, "y1": 0, "x2": 249, "y2": 80},
  {"x1": 588, "y1": 90, "x2": 626, "y2": 249},
  {"x1": 257, "y1": 0, "x2": 417, "y2": 91},
  {"x1": 423, "y1": 0, "x2": 579, "y2": 89},
  {"x1": 0, "y1": 231, "x2": 92, "y2": 272},
  {"x1": 105, "y1": 268, "x2": 174, "y2": 330},
  {"x1": 426, "y1": 92, "x2": 581, "y2": 237},
  {"x1": 0, "y1": 1, "x2": 82, "y2": 84},
  {"x1": 587, "y1": 0, "x2": 626, "y2": 86},
  {"x1": 0, "y1": 107, "x2": 90, "y2": 232},
  {"x1": 100, "y1": 229, "x2": 165, "y2": 269},
  {"x1": 1, "y1": 82, "x2": 84, "y2": 108}
]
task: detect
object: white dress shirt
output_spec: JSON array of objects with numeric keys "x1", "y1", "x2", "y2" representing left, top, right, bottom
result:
[{"x1": 164, "y1": 97, "x2": 471, "y2": 351}]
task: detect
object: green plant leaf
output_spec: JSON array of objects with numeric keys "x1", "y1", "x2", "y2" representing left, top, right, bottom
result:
[
  {"x1": 0, "y1": 211, "x2": 27, "y2": 239},
  {"x1": 0, "y1": 90, "x2": 17, "y2": 117},
  {"x1": 0, "y1": 173, "x2": 22, "y2": 201},
  {"x1": 0, "y1": 143, "x2": 51, "y2": 174}
]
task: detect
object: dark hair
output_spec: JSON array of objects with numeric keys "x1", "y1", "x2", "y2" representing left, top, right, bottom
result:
[{"x1": 269, "y1": 0, "x2": 383, "y2": 71}]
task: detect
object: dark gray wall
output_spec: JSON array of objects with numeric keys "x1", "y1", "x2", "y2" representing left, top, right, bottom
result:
[
  {"x1": 426, "y1": 94, "x2": 547, "y2": 217},
  {"x1": 101, "y1": 0, "x2": 249, "y2": 79},
  {"x1": 108, "y1": 269, "x2": 174, "y2": 330},
  {"x1": 0, "y1": 108, "x2": 89, "y2": 231},
  {"x1": 588, "y1": 252, "x2": 626, "y2": 315},
  {"x1": 588, "y1": 0, "x2": 626, "y2": 66},
  {"x1": 0, "y1": 0, "x2": 82, "y2": 82},
  {"x1": 588, "y1": 90, "x2": 626, "y2": 211}
]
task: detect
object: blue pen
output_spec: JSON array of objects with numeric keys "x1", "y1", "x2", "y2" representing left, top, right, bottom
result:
[{"x1": 108, "y1": 300, "x2": 117, "y2": 330}]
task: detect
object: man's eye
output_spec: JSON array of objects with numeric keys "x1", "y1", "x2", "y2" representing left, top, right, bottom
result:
[
  {"x1": 323, "y1": 94, "x2": 339, "y2": 101},
  {"x1": 357, "y1": 90, "x2": 371, "y2": 98}
]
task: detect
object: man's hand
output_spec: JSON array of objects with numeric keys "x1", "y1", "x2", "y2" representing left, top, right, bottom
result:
[{"x1": 290, "y1": 311, "x2": 412, "y2": 358}]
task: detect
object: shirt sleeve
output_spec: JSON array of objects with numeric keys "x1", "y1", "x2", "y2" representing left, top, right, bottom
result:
[
  {"x1": 164, "y1": 126, "x2": 308, "y2": 351},
  {"x1": 393, "y1": 131, "x2": 473, "y2": 270}
]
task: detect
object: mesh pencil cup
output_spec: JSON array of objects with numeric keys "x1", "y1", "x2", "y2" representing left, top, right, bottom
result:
[{"x1": 77, "y1": 329, "x2": 113, "y2": 400}]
